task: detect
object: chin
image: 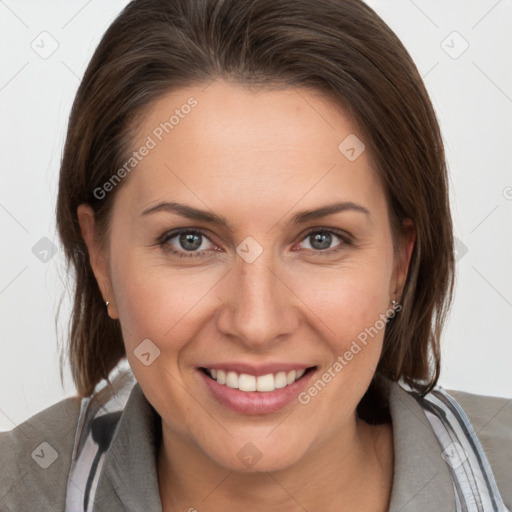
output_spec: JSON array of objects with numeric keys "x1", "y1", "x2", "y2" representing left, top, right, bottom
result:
[{"x1": 202, "y1": 433, "x2": 312, "y2": 474}]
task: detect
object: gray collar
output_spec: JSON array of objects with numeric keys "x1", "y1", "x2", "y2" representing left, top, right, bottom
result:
[
  {"x1": 385, "y1": 379, "x2": 455, "y2": 510},
  {"x1": 92, "y1": 379, "x2": 455, "y2": 511},
  {"x1": 93, "y1": 383, "x2": 162, "y2": 512}
]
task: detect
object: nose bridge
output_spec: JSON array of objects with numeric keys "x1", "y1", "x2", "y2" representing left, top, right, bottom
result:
[{"x1": 217, "y1": 244, "x2": 298, "y2": 346}]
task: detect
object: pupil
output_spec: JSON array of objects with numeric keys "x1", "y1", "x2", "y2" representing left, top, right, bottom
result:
[
  {"x1": 180, "y1": 232, "x2": 201, "y2": 251},
  {"x1": 311, "y1": 232, "x2": 331, "y2": 250}
]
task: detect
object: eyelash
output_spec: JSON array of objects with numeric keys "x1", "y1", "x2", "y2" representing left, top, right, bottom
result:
[{"x1": 157, "y1": 227, "x2": 353, "y2": 259}]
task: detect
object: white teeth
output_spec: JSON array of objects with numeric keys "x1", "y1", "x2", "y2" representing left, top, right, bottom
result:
[
  {"x1": 274, "y1": 371, "x2": 288, "y2": 389},
  {"x1": 286, "y1": 370, "x2": 296, "y2": 385},
  {"x1": 256, "y1": 373, "x2": 274, "y2": 392},
  {"x1": 226, "y1": 371, "x2": 238, "y2": 389},
  {"x1": 206, "y1": 367, "x2": 308, "y2": 392},
  {"x1": 238, "y1": 373, "x2": 257, "y2": 391}
]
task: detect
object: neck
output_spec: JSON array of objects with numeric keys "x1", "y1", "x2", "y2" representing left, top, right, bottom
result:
[{"x1": 157, "y1": 415, "x2": 393, "y2": 512}]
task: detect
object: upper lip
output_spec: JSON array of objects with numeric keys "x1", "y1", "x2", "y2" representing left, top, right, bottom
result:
[{"x1": 199, "y1": 362, "x2": 316, "y2": 377}]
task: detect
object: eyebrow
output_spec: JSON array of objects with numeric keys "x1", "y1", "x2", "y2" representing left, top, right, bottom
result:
[{"x1": 140, "y1": 200, "x2": 370, "y2": 228}]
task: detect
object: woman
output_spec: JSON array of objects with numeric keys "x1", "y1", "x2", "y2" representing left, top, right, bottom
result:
[{"x1": 1, "y1": 0, "x2": 510, "y2": 511}]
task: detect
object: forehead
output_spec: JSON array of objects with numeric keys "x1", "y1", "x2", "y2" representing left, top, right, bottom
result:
[{"x1": 117, "y1": 80, "x2": 384, "y2": 218}]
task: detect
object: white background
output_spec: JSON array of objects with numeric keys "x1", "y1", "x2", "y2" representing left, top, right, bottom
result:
[{"x1": 0, "y1": 0, "x2": 511, "y2": 431}]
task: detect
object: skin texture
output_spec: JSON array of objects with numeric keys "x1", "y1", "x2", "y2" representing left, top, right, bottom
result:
[{"x1": 78, "y1": 79, "x2": 415, "y2": 511}]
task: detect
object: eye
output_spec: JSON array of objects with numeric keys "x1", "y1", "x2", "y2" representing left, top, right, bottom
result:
[
  {"x1": 158, "y1": 227, "x2": 352, "y2": 259},
  {"x1": 158, "y1": 229, "x2": 217, "y2": 257},
  {"x1": 296, "y1": 228, "x2": 351, "y2": 254}
]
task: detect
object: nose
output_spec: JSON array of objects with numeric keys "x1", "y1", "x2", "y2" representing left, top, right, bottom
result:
[{"x1": 215, "y1": 247, "x2": 300, "y2": 350}]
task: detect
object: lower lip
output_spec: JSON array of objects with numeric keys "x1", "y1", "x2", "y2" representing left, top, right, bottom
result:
[{"x1": 198, "y1": 368, "x2": 317, "y2": 415}]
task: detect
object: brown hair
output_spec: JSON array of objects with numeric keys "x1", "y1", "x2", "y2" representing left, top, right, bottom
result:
[{"x1": 56, "y1": 0, "x2": 454, "y2": 400}]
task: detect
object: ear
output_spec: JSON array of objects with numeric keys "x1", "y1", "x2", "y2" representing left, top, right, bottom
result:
[
  {"x1": 77, "y1": 204, "x2": 118, "y2": 319},
  {"x1": 391, "y1": 218, "x2": 415, "y2": 302}
]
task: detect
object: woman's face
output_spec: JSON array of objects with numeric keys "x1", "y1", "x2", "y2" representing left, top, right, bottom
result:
[{"x1": 80, "y1": 80, "x2": 413, "y2": 472}]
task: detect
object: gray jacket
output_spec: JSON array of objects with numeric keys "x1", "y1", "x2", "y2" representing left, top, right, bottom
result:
[{"x1": 1, "y1": 375, "x2": 511, "y2": 511}]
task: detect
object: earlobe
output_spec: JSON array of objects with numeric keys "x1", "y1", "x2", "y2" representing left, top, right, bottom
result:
[{"x1": 77, "y1": 204, "x2": 117, "y2": 318}]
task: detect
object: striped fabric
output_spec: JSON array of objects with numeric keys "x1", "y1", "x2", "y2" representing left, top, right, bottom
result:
[
  {"x1": 419, "y1": 388, "x2": 510, "y2": 512},
  {"x1": 65, "y1": 363, "x2": 135, "y2": 512},
  {"x1": 64, "y1": 366, "x2": 509, "y2": 511}
]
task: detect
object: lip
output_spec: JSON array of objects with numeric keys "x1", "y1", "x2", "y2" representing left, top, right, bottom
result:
[
  {"x1": 197, "y1": 362, "x2": 314, "y2": 377},
  {"x1": 197, "y1": 365, "x2": 317, "y2": 415}
]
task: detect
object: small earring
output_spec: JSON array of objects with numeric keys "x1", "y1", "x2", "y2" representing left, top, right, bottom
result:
[
  {"x1": 386, "y1": 298, "x2": 400, "y2": 324},
  {"x1": 105, "y1": 301, "x2": 110, "y2": 308}
]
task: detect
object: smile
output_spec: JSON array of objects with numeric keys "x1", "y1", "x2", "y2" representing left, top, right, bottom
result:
[
  {"x1": 198, "y1": 366, "x2": 317, "y2": 415},
  {"x1": 202, "y1": 368, "x2": 308, "y2": 392}
]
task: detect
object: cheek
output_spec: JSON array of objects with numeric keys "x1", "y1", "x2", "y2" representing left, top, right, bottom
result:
[
  {"x1": 109, "y1": 249, "x2": 220, "y2": 355},
  {"x1": 285, "y1": 265, "x2": 393, "y2": 441},
  {"x1": 292, "y1": 255, "x2": 393, "y2": 405},
  {"x1": 304, "y1": 263, "x2": 392, "y2": 343},
  {"x1": 109, "y1": 252, "x2": 221, "y2": 427}
]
